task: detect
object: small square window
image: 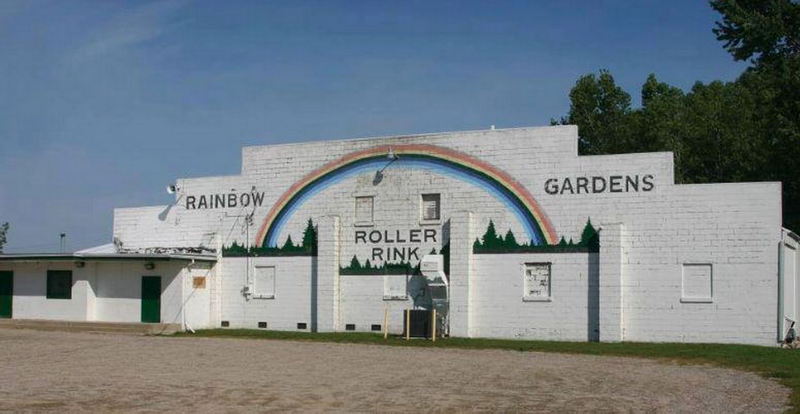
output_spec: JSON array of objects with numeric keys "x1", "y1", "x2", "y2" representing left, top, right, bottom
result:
[
  {"x1": 258, "y1": 322, "x2": 267, "y2": 329},
  {"x1": 383, "y1": 275, "x2": 408, "y2": 300},
  {"x1": 46, "y1": 270, "x2": 72, "y2": 299},
  {"x1": 192, "y1": 276, "x2": 206, "y2": 289},
  {"x1": 421, "y1": 194, "x2": 440, "y2": 221},
  {"x1": 681, "y1": 263, "x2": 712, "y2": 302},
  {"x1": 297, "y1": 322, "x2": 307, "y2": 330},
  {"x1": 253, "y1": 266, "x2": 275, "y2": 299},
  {"x1": 345, "y1": 324, "x2": 356, "y2": 331},
  {"x1": 355, "y1": 196, "x2": 374, "y2": 224},
  {"x1": 371, "y1": 324, "x2": 382, "y2": 331},
  {"x1": 523, "y1": 263, "x2": 551, "y2": 301},
  {"x1": 221, "y1": 321, "x2": 230, "y2": 327}
]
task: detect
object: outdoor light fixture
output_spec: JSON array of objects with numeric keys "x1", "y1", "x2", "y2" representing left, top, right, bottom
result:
[
  {"x1": 373, "y1": 148, "x2": 399, "y2": 185},
  {"x1": 144, "y1": 262, "x2": 155, "y2": 270},
  {"x1": 166, "y1": 184, "x2": 179, "y2": 194}
]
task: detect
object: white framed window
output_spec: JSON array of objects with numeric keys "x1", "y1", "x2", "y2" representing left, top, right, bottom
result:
[
  {"x1": 383, "y1": 275, "x2": 408, "y2": 300},
  {"x1": 253, "y1": 266, "x2": 275, "y2": 299},
  {"x1": 681, "y1": 263, "x2": 712, "y2": 303},
  {"x1": 421, "y1": 193, "x2": 441, "y2": 222},
  {"x1": 523, "y1": 262, "x2": 551, "y2": 301},
  {"x1": 355, "y1": 196, "x2": 374, "y2": 225}
]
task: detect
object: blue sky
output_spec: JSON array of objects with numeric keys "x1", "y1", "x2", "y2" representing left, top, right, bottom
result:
[{"x1": 0, "y1": 0, "x2": 745, "y2": 253}]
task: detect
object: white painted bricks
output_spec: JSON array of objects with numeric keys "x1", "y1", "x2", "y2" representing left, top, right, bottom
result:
[
  {"x1": 315, "y1": 215, "x2": 340, "y2": 332},
  {"x1": 449, "y1": 211, "x2": 474, "y2": 338},
  {"x1": 599, "y1": 223, "x2": 624, "y2": 342}
]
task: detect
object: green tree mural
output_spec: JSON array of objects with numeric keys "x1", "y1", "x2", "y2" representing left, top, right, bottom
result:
[
  {"x1": 473, "y1": 218, "x2": 598, "y2": 253},
  {"x1": 222, "y1": 218, "x2": 318, "y2": 257}
]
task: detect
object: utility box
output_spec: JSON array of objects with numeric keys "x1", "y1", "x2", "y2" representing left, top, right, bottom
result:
[{"x1": 404, "y1": 309, "x2": 432, "y2": 338}]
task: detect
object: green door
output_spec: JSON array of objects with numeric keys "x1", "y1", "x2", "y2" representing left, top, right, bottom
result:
[
  {"x1": 141, "y1": 276, "x2": 161, "y2": 323},
  {"x1": 0, "y1": 271, "x2": 12, "y2": 318}
]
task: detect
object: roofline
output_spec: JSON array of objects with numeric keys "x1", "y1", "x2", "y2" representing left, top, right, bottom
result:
[
  {"x1": 240, "y1": 125, "x2": 576, "y2": 152},
  {"x1": 785, "y1": 228, "x2": 800, "y2": 243},
  {"x1": 0, "y1": 253, "x2": 217, "y2": 263}
]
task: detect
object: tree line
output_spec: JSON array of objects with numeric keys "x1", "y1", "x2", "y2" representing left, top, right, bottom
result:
[{"x1": 553, "y1": 0, "x2": 800, "y2": 231}]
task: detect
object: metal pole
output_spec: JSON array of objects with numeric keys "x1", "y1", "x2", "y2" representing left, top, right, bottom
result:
[
  {"x1": 431, "y1": 308, "x2": 437, "y2": 342},
  {"x1": 383, "y1": 304, "x2": 389, "y2": 340},
  {"x1": 405, "y1": 309, "x2": 410, "y2": 340}
]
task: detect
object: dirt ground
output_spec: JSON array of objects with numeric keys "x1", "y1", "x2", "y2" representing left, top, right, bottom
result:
[{"x1": 0, "y1": 329, "x2": 789, "y2": 413}]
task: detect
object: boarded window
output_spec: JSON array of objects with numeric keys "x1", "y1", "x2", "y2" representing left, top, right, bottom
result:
[
  {"x1": 355, "y1": 196, "x2": 374, "y2": 224},
  {"x1": 192, "y1": 276, "x2": 206, "y2": 289},
  {"x1": 421, "y1": 194, "x2": 440, "y2": 221},
  {"x1": 253, "y1": 266, "x2": 275, "y2": 299},
  {"x1": 524, "y1": 263, "x2": 550, "y2": 299},
  {"x1": 383, "y1": 275, "x2": 407, "y2": 300},
  {"x1": 682, "y1": 263, "x2": 712, "y2": 301},
  {"x1": 47, "y1": 270, "x2": 72, "y2": 299}
]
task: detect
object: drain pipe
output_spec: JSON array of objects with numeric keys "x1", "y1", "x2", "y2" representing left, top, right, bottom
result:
[
  {"x1": 182, "y1": 263, "x2": 196, "y2": 334},
  {"x1": 778, "y1": 235, "x2": 785, "y2": 343}
]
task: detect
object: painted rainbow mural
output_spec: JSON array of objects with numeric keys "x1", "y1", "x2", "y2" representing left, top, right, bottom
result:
[{"x1": 255, "y1": 144, "x2": 557, "y2": 247}]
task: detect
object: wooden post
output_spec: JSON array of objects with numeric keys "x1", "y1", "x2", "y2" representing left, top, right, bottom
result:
[
  {"x1": 432, "y1": 309, "x2": 437, "y2": 342},
  {"x1": 405, "y1": 309, "x2": 411, "y2": 340},
  {"x1": 383, "y1": 304, "x2": 389, "y2": 340}
]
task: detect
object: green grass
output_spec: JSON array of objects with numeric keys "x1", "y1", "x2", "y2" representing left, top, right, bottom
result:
[{"x1": 178, "y1": 329, "x2": 800, "y2": 412}]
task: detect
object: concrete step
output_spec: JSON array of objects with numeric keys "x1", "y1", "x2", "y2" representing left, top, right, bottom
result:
[{"x1": 0, "y1": 318, "x2": 181, "y2": 335}]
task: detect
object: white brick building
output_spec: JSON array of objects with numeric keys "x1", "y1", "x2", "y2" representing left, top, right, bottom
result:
[{"x1": 1, "y1": 125, "x2": 798, "y2": 346}]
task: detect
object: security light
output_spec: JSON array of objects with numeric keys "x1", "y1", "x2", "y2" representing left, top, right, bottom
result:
[
  {"x1": 166, "y1": 184, "x2": 178, "y2": 194},
  {"x1": 374, "y1": 148, "x2": 399, "y2": 185}
]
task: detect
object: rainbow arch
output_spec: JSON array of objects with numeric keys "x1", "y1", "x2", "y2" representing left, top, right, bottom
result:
[{"x1": 255, "y1": 144, "x2": 557, "y2": 247}]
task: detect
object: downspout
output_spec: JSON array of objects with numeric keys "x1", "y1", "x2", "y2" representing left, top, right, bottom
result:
[
  {"x1": 778, "y1": 235, "x2": 785, "y2": 343},
  {"x1": 181, "y1": 263, "x2": 196, "y2": 334}
]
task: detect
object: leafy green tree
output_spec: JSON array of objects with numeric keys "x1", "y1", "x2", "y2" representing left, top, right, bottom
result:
[
  {"x1": 0, "y1": 222, "x2": 8, "y2": 253},
  {"x1": 710, "y1": 0, "x2": 800, "y2": 65},
  {"x1": 553, "y1": 70, "x2": 634, "y2": 155}
]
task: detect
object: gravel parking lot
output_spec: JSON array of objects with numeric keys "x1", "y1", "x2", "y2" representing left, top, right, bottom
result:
[{"x1": 0, "y1": 329, "x2": 789, "y2": 412}]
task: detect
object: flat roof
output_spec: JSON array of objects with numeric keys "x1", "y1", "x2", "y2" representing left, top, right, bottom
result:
[{"x1": 0, "y1": 253, "x2": 217, "y2": 262}]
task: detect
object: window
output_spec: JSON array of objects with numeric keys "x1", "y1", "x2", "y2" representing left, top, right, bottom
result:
[
  {"x1": 383, "y1": 275, "x2": 407, "y2": 300},
  {"x1": 681, "y1": 263, "x2": 712, "y2": 302},
  {"x1": 253, "y1": 266, "x2": 275, "y2": 299},
  {"x1": 355, "y1": 196, "x2": 374, "y2": 225},
  {"x1": 192, "y1": 276, "x2": 206, "y2": 289},
  {"x1": 523, "y1": 263, "x2": 551, "y2": 301},
  {"x1": 421, "y1": 193, "x2": 440, "y2": 221},
  {"x1": 47, "y1": 270, "x2": 72, "y2": 299}
]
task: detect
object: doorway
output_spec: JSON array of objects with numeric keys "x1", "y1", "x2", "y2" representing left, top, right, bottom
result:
[
  {"x1": 141, "y1": 276, "x2": 161, "y2": 323},
  {"x1": 0, "y1": 271, "x2": 12, "y2": 318}
]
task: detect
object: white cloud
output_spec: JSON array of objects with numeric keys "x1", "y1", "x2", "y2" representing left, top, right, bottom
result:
[{"x1": 69, "y1": 0, "x2": 189, "y2": 62}]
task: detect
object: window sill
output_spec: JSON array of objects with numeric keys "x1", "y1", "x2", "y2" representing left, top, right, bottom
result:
[
  {"x1": 522, "y1": 296, "x2": 551, "y2": 302},
  {"x1": 383, "y1": 296, "x2": 408, "y2": 301},
  {"x1": 252, "y1": 295, "x2": 275, "y2": 300},
  {"x1": 680, "y1": 297, "x2": 712, "y2": 303},
  {"x1": 419, "y1": 219, "x2": 441, "y2": 226},
  {"x1": 354, "y1": 222, "x2": 374, "y2": 228}
]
